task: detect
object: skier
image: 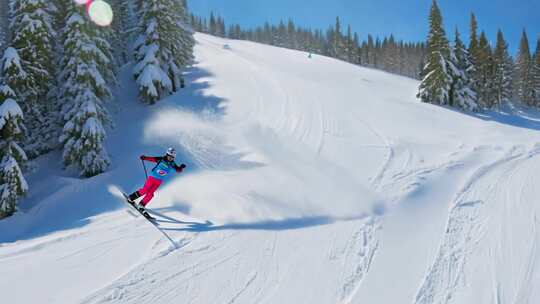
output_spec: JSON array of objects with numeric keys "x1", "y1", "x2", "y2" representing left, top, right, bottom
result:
[{"x1": 127, "y1": 148, "x2": 186, "y2": 217}]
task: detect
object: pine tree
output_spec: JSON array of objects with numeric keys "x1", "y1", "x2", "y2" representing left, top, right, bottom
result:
[
  {"x1": 215, "y1": 16, "x2": 225, "y2": 37},
  {"x1": 209, "y1": 12, "x2": 216, "y2": 35},
  {"x1": 0, "y1": 96, "x2": 28, "y2": 218},
  {"x1": 1, "y1": 47, "x2": 29, "y2": 95},
  {"x1": 344, "y1": 25, "x2": 353, "y2": 62},
  {"x1": 286, "y1": 19, "x2": 296, "y2": 49},
  {"x1": 109, "y1": 0, "x2": 134, "y2": 65},
  {"x1": 192, "y1": 13, "x2": 427, "y2": 80},
  {"x1": 57, "y1": 3, "x2": 114, "y2": 177},
  {"x1": 0, "y1": 0, "x2": 7, "y2": 50},
  {"x1": 133, "y1": 0, "x2": 194, "y2": 104},
  {"x1": 469, "y1": 13, "x2": 479, "y2": 59},
  {"x1": 468, "y1": 13, "x2": 482, "y2": 104},
  {"x1": 449, "y1": 29, "x2": 478, "y2": 111},
  {"x1": 366, "y1": 35, "x2": 375, "y2": 67},
  {"x1": 417, "y1": 0, "x2": 453, "y2": 106},
  {"x1": 385, "y1": 35, "x2": 399, "y2": 73},
  {"x1": 515, "y1": 30, "x2": 535, "y2": 106},
  {"x1": 533, "y1": 39, "x2": 540, "y2": 105},
  {"x1": 331, "y1": 17, "x2": 345, "y2": 59},
  {"x1": 353, "y1": 32, "x2": 360, "y2": 64},
  {"x1": 0, "y1": 49, "x2": 28, "y2": 217},
  {"x1": 8, "y1": 0, "x2": 57, "y2": 157},
  {"x1": 175, "y1": 0, "x2": 196, "y2": 75},
  {"x1": 219, "y1": 18, "x2": 226, "y2": 38},
  {"x1": 476, "y1": 31, "x2": 496, "y2": 108},
  {"x1": 275, "y1": 20, "x2": 287, "y2": 47},
  {"x1": 492, "y1": 30, "x2": 513, "y2": 109}
]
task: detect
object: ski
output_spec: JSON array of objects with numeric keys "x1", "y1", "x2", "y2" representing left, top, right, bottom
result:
[
  {"x1": 121, "y1": 192, "x2": 156, "y2": 221},
  {"x1": 119, "y1": 192, "x2": 179, "y2": 248}
]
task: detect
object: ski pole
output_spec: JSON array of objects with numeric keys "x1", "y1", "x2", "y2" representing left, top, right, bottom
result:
[{"x1": 141, "y1": 159, "x2": 148, "y2": 179}]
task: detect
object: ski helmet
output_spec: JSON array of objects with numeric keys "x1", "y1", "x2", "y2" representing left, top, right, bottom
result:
[{"x1": 166, "y1": 147, "x2": 177, "y2": 158}]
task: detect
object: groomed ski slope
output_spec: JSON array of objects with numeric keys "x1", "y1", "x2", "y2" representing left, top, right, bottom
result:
[{"x1": 1, "y1": 33, "x2": 540, "y2": 304}]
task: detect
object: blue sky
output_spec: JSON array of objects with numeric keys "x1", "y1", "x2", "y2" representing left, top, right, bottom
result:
[{"x1": 187, "y1": 0, "x2": 539, "y2": 54}]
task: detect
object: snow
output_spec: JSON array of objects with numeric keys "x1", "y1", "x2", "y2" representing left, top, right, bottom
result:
[
  {"x1": 1, "y1": 33, "x2": 540, "y2": 303},
  {"x1": 1, "y1": 47, "x2": 24, "y2": 72},
  {"x1": 0, "y1": 97, "x2": 23, "y2": 117},
  {"x1": 1, "y1": 154, "x2": 29, "y2": 193},
  {"x1": 0, "y1": 84, "x2": 15, "y2": 97},
  {"x1": 134, "y1": 43, "x2": 175, "y2": 99},
  {"x1": 0, "y1": 98, "x2": 23, "y2": 129}
]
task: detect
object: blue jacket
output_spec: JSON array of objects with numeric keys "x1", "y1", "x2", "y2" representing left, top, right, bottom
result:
[{"x1": 141, "y1": 156, "x2": 184, "y2": 180}]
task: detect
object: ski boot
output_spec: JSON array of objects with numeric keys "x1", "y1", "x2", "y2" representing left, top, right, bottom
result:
[
  {"x1": 127, "y1": 191, "x2": 140, "y2": 206},
  {"x1": 137, "y1": 204, "x2": 152, "y2": 219}
]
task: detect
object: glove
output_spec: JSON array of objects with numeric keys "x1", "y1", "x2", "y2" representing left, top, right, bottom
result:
[{"x1": 175, "y1": 164, "x2": 186, "y2": 173}]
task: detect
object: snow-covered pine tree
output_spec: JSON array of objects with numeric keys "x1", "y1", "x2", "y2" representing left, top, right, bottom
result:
[
  {"x1": 492, "y1": 30, "x2": 513, "y2": 110},
  {"x1": 0, "y1": 52, "x2": 28, "y2": 217},
  {"x1": 109, "y1": 0, "x2": 135, "y2": 65},
  {"x1": 534, "y1": 39, "x2": 540, "y2": 105},
  {"x1": 8, "y1": 0, "x2": 57, "y2": 157},
  {"x1": 417, "y1": 0, "x2": 453, "y2": 106},
  {"x1": 57, "y1": 3, "x2": 114, "y2": 177},
  {"x1": 0, "y1": 82, "x2": 15, "y2": 101},
  {"x1": 476, "y1": 31, "x2": 496, "y2": 108},
  {"x1": 133, "y1": 0, "x2": 194, "y2": 104},
  {"x1": 449, "y1": 29, "x2": 478, "y2": 111},
  {"x1": 0, "y1": 0, "x2": 7, "y2": 50},
  {"x1": 176, "y1": 0, "x2": 195, "y2": 77},
  {"x1": 515, "y1": 30, "x2": 535, "y2": 106},
  {"x1": 1, "y1": 47, "x2": 31, "y2": 106},
  {"x1": 0, "y1": 95, "x2": 28, "y2": 218},
  {"x1": 181, "y1": 0, "x2": 192, "y2": 29}
]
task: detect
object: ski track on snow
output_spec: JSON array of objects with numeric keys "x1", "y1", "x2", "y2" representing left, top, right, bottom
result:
[
  {"x1": 3, "y1": 34, "x2": 540, "y2": 304},
  {"x1": 415, "y1": 145, "x2": 540, "y2": 304}
]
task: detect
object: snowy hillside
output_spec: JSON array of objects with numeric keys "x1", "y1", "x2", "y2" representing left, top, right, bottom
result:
[{"x1": 1, "y1": 33, "x2": 540, "y2": 304}]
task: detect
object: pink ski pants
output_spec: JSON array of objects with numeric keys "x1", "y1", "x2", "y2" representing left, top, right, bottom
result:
[{"x1": 137, "y1": 176, "x2": 163, "y2": 206}]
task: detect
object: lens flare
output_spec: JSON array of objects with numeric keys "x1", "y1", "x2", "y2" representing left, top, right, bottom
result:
[
  {"x1": 73, "y1": 0, "x2": 91, "y2": 8},
  {"x1": 88, "y1": 0, "x2": 114, "y2": 27}
]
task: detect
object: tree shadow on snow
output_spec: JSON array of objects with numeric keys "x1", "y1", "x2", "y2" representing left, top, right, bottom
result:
[
  {"x1": 0, "y1": 64, "x2": 240, "y2": 244},
  {"x1": 164, "y1": 63, "x2": 228, "y2": 115},
  {"x1": 444, "y1": 103, "x2": 540, "y2": 132},
  {"x1": 147, "y1": 63, "x2": 266, "y2": 171}
]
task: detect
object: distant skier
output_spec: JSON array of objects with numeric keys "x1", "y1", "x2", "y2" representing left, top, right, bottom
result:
[{"x1": 127, "y1": 148, "x2": 186, "y2": 216}]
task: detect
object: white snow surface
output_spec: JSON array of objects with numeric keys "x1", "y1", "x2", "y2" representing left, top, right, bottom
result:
[{"x1": 1, "y1": 33, "x2": 540, "y2": 304}]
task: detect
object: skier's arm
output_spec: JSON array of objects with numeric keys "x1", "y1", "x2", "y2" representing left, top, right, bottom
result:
[
  {"x1": 173, "y1": 163, "x2": 187, "y2": 173},
  {"x1": 140, "y1": 156, "x2": 163, "y2": 163}
]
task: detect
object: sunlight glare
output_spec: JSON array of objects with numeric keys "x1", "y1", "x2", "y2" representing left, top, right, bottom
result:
[{"x1": 88, "y1": 0, "x2": 114, "y2": 27}]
